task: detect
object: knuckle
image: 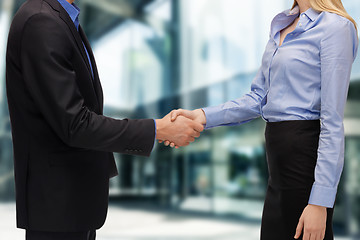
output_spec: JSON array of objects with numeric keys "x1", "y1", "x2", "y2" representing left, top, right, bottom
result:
[{"x1": 306, "y1": 227, "x2": 314, "y2": 232}]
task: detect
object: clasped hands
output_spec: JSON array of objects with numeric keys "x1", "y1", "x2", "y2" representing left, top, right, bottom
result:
[{"x1": 155, "y1": 109, "x2": 206, "y2": 148}]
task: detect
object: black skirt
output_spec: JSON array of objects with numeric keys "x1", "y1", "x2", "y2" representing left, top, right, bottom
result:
[{"x1": 260, "y1": 119, "x2": 335, "y2": 240}]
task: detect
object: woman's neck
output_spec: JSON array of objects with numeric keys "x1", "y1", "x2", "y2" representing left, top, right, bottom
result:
[{"x1": 296, "y1": 0, "x2": 311, "y2": 13}]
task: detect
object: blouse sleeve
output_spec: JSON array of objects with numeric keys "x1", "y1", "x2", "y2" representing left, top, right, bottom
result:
[
  {"x1": 308, "y1": 19, "x2": 358, "y2": 208},
  {"x1": 202, "y1": 66, "x2": 267, "y2": 129}
]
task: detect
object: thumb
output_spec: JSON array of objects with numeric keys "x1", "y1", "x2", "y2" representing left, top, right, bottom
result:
[
  {"x1": 294, "y1": 216, "x2": 304, "y2": 239},
  {"x1": 171, "y1": 109, "x2": 194, "y2": 121},
  {"x1": 170, "y1": 109, "x2": 181, "y2": 122}
]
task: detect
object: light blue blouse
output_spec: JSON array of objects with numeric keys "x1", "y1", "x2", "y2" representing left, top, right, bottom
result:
[{"x1": 202, "y1": 6, "x2": 359, "y2": 208}]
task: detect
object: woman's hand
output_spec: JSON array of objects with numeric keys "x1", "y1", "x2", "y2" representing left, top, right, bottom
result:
[
  {"x1": 294, "y1": 204, "x2": 327, "y2": 240},
  {"x1": 170, "y1": 108, "x2": 207, "y2": 125},
  {"x1": 159, "y1": 109, "x2": 206, "y2": 148}
]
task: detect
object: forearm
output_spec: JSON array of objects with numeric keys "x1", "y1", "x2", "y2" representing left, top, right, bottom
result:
[
  {"x1": 66, "y1": 108, "x2": 155, "y2": 155},
  {"x1": 308, "y1": 123, "x2": 345, "y2": 208},
  {"x1": 202, "y1": 91, "x2": 263, "y2": 129}
]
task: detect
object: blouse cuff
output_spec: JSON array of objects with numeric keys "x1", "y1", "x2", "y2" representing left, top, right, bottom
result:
[
  {"x1": 308, "y1": 183, "x2": 337, "y2": 208},
  {"x1": 202, "y1": 106, "x2": 224, "y2": 130}
]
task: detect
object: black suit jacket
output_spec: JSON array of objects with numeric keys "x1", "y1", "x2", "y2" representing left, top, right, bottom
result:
[{"x1": 6, "y1": 0, "x2": 155, "y2": 232}]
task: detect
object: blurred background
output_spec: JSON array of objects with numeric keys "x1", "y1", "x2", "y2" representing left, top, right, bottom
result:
[{"x1": 0, "y1": 0, "x2": 360, "y2": 239}]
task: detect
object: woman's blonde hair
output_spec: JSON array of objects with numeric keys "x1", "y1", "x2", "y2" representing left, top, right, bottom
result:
[{"x1": 292, "y1": 0, "x2": 357, "y2": 32}]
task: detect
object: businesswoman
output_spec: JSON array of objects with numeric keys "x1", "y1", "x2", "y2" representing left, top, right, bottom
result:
[{"x1": 165, "y1": 0, "x2": 359, "y2": 239}]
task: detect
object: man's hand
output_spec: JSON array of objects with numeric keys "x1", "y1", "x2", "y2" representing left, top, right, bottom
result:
[
  {"x1": 155, "y1": 112, "x2": 204, "y2": 147},
  {"x1": 159, "y1": 109, "x2": 207, "y2": 148},
  {"x1": 294, "y1": 204, "x2": 327, "y2": 240}
]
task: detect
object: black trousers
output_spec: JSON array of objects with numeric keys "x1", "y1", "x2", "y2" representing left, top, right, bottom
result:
[
  {"x1": 260, "y1": 119, "x2": 335, "y2": 240},
  {"x1": 26, "y1": 230, "x2": 96, "y2": 240}
]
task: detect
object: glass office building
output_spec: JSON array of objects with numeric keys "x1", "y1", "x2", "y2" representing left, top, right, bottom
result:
[{"x1": 0, "y1": 0, "x2": 359, "y2": 238}]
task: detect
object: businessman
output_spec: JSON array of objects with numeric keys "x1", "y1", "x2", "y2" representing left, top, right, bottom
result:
[{"x1": 5, "y1": 0, "x2": 203, "y2": 239}]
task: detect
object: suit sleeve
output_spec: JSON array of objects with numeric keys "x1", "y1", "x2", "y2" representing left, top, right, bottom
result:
[{"x1": 20, "y1": 13, "x2": 155, "y2": 156}]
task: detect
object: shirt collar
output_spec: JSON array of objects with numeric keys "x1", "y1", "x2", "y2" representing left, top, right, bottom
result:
[
  {"x1": 270, "y1": 5, "x2": 321, "y2": 40},
  {"x1": 57, "y1": 0, "x2": 80, "y2": 28},
  {"x1": 285, "y1": 5, "x2": 320, "y2": 22}
]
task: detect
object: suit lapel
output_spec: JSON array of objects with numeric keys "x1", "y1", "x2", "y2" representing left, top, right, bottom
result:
[
  {"x1": 43, "y1": 0, "x2": 93, "y2": 85},
  {"x1": 79, "y1": 26, "x2": 104, "y2": 113},
  {"x1": 43, "y1": 0, "x2": 103, "y2": 113},
  {"x1": 58, "y1": 13, "x2": 93, "y2": 80}
]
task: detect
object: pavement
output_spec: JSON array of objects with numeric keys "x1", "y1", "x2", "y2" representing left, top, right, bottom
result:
[{"x1": 0, "y1": 202, "x2": 354, "y2": 240}]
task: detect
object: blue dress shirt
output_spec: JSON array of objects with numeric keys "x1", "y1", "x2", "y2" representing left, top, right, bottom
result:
[
  {"x1": 202, "y1": 6, "x2": 358, "y2": 208},
  {"x1": 56, "y1": 0, "x2": 157, "y2": 147}
]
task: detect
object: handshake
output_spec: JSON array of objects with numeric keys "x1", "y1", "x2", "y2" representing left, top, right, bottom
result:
[{"x1": 155, "y1": 109, "x2": 206, "y2": 148}]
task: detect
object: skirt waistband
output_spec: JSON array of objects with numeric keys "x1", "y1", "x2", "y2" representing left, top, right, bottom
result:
[
  {"x1": 266, "y1": 119, "x2": 320, "y2": 125},
  {"x1": 265, "y1": 119, "x2": 320, "y2": 130}
]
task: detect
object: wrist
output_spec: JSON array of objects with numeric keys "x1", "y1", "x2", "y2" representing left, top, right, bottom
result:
[
  {"x1": 196, "y1": 109, "x2": 207, "y2": 125},
  {"x1": 155, "y1": 119, "x2": 165, "y2": 140},
  {"x1": 309, "y1": 204, "x2": 327, "y2": 210}
]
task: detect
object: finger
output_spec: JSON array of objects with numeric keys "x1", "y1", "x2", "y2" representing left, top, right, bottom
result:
[
  {"x1": 188, "y1": 137, "x2": 195, "y2": 143},
  {"x1": 170, "y1": 143, "x2": 175, "y2": 148},
  {"x1": 294, "y1": 217, "x2": 304, "y2": 239},
  {"x1": 175, "y1": 146, "x2": 179, "y2": 149},
  {"x1": 191, "y1": 130, "x2": 201, "y2": 138},
  {"x1": 164, "y1": 141, "x2": 170, "y2": 146},
  {"x1": 320, "y1": 229, "x2": 325, "y2": 240},
  {"x1": 158, "y1": 140, "x2": 163, "y2": 143},
  {"x1": 313, "y1": 232, "x2": 320, "y2": 240},
  {"x1": 177, "y1": 142, "x2": 188, "y2": 147},
  {"x1": 192, "y1": 121, "x2": 205, "y2": 132},
  {"x1": 303, "y1": 231, "x2": 310, "y2": 240},
  {"x1": 308, "y1": 232, "x2": 316, "y2": 240}
]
